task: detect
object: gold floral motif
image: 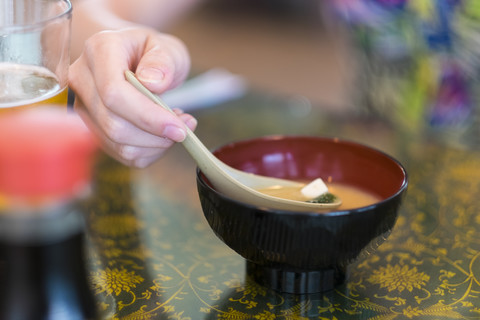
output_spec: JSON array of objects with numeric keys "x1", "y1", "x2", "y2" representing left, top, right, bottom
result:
[
  {"x1": 217, "y1": 307, "x2": 254, "y2": 319},
  {"x1": 120, "y1": 305, "x2": 156, "y2": 320},
  {"x1": 90, "y1": 267, "x2": 144, "y2": 296},
  {"x1": 91, "y1": 214, "x2": 143, "y2": 237},
  {"x1": 227, "y1": 280, "x2": 269, "y2": 310},
  {"x1": 254, "y1": 310, "x2": 276, "y2": 320},
  {"x1": 402, "y1": 306, "x2": 422, "y2": 318},
  {"x1": 168, "y1": 311, "x2": 191, "y2": 320},
  {"x1": 223, "y1": 278, "x2": 242, "y2": 289},
  {"x1": 85, "y1": 146, "x2": 480, "y2": 319},
  {"x1": 367, "y1": 264, "x2": 430, "y2": 293}
]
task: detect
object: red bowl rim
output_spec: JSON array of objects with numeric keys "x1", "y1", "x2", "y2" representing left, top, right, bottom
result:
[{"x1": 198, "y1": 135, "x2": 408, "y2": 217}]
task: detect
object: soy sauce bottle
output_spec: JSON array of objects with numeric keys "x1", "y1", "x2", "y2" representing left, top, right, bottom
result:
[{"x1": 0, "y1": 107, "x2": 98, "y2": 320}]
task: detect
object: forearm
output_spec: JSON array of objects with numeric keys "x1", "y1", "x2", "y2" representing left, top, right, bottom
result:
[
  {"x1": 71, "y1": 0, "x2": 136, "y2": 61},
  {"x1": 70, "y1": 0, "x2": 202, "y2": 62}
]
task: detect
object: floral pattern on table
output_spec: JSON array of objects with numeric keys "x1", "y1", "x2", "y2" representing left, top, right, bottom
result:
[{"x1": 84, "y1": 138, "x2": 480, "y2": 319}]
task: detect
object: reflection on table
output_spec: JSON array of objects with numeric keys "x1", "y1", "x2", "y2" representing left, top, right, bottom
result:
[{"x1": 83, "y1": 92, "x2": 480, "y2": 319}]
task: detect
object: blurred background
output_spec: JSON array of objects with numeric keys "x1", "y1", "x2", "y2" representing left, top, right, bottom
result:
[
  {"x1": 165, "y1": 0, "x2": 353, "y2": 113},
  {"x1": 163, "y1": 0, "x2": 479, "y2": 147}
]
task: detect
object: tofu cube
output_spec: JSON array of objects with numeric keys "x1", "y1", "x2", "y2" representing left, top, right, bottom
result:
[{"x1": 301, "y1": 178, "x2": 329, "y2": 199}]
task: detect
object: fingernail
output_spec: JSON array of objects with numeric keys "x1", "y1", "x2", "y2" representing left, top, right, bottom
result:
[
  {"x1": 186, "y1": 117, "x2": 198, "y2": 129},
  {"x1": 137, "y1": 68, "x2": 165, "y2": 84},
  {"x1": 163, "y1": 125, "x2": 187, "y2": 142}
]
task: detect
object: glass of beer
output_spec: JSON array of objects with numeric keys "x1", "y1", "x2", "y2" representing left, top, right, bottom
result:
[{"x1": 0, "y1": 0, "x2": 72, "y2": 111}]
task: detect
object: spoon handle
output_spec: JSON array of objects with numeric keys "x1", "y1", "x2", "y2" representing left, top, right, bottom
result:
[
  {"x1": 125, "y1": 70, "x2": 305, "y2": 189},
  {"x1": 124, "y1": 71, "x2": 227, "y2": 173}
]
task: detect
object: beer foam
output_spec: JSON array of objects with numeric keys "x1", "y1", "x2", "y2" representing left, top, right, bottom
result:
[{"x1": 0, "y1": 62, "x2": 62, "y2": 108}]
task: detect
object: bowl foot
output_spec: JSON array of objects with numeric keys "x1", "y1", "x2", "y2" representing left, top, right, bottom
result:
[{"x1": 246, "y1": 261, "x2": 346, "y2": 294}]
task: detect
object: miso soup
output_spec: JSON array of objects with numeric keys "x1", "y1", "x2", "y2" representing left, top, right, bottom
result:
[{"x1": 257, "y1": 182, "x2": 381, "y2": 211}]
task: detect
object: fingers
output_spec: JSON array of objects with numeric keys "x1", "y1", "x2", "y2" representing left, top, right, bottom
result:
[
  {"x1": 68, "y1": 27, "x2": 196, "y2": 168},
  {"x1": 135, "y1": 34, "x2": 191, "y2": 93},
  {"x1": 74, "y1": 104, "x2": 173, "y2": 168},
  {"x1": 175, "y1": 108, "x2": 198, "y2": 132},
  {"x1": 75, "y1": 29, "x2": 187, "y2": 138}
]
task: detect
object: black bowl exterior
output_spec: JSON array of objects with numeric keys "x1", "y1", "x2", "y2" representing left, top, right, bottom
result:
[
  {"x1": 195, "y1": 136, "x2": 408, "y2": 293},
  {"x1": 197, "y1": 170, "x2": 403, "y2": 272}
]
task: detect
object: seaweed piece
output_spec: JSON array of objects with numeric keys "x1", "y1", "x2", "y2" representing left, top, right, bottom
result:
[{"x1": 307, "y1": 193, "x2": 337, "y2": 204}]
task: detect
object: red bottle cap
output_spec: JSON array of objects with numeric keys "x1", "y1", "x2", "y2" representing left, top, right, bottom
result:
[{"x1": 0, "y1": 107, "x2": 98, "y2": 199}]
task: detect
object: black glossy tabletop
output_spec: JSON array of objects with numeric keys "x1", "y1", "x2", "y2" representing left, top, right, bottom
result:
[{"x1": 84, "y1": 91, "x2": 480, "y2": 319}]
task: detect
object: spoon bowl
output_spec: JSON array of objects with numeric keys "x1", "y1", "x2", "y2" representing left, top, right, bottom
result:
[{"x1": 125, "y1": 71, "x2": 341, "y2": 211}]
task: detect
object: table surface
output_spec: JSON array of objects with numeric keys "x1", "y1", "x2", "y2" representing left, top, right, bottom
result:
[{"x1": 84, "y1": 91, "x2": 480, "y2": 320}]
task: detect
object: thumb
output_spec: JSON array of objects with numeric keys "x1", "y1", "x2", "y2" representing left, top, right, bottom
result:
[{"x1": 135, "y1": 35, "x2": 190, "y2": 94}]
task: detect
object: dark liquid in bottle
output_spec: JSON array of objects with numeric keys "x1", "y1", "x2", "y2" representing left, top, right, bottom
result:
[{"x1": 0, "y1": 232, "x2": 96, "y2": 320}]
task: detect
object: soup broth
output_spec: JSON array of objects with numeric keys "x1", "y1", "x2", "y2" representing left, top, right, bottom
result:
[{"x1": 257, "y1": 182, "x2": 381, "y2": 211}]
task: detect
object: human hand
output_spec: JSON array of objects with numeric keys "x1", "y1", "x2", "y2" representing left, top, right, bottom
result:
[{"x1": 69, "y1": 27, "x2": 197, "y2": 168}]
